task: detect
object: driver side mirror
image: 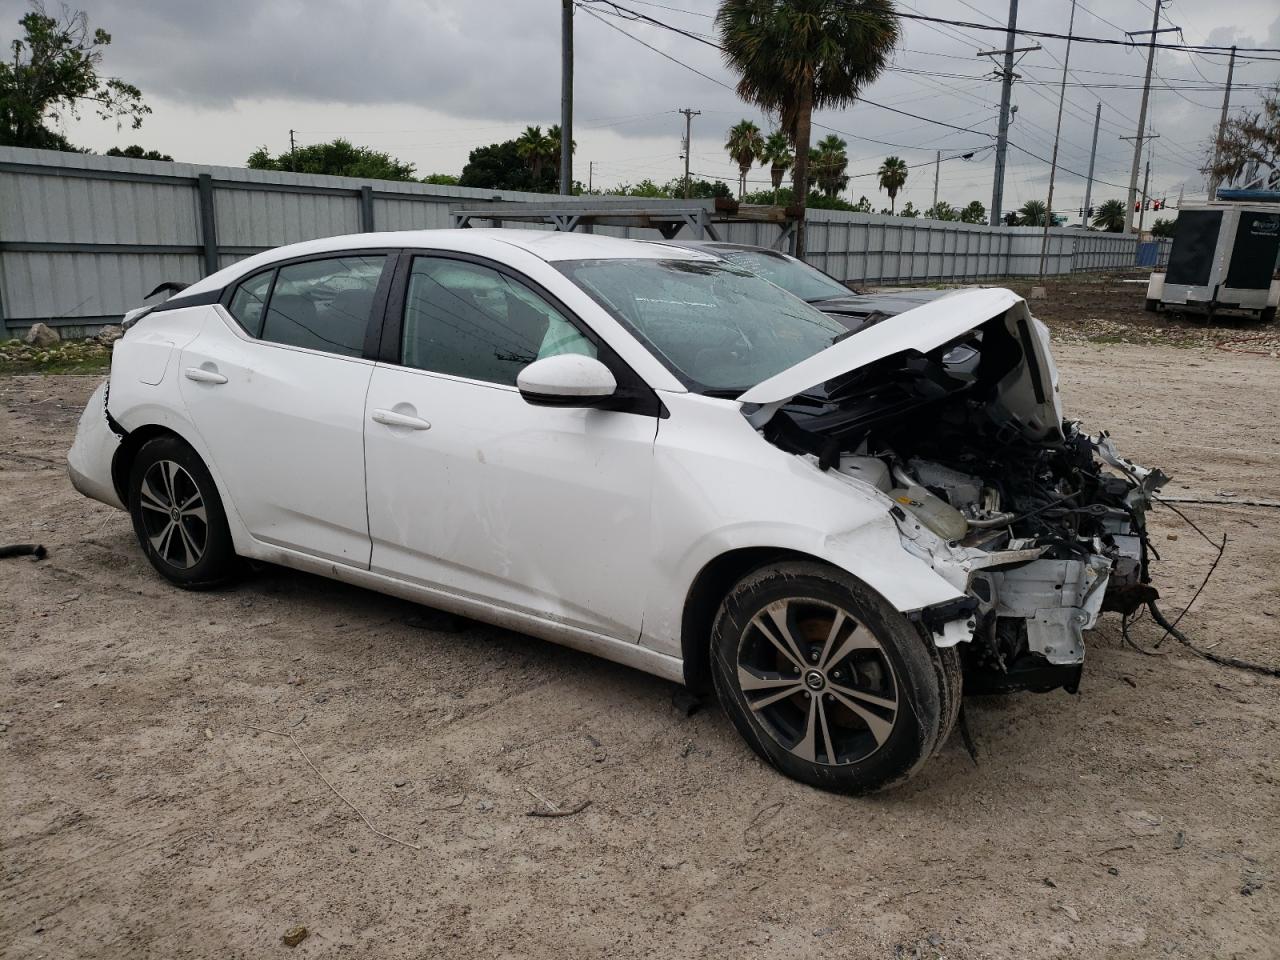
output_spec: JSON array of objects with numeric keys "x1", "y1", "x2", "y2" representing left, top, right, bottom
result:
[{"x1": 516, "y1": 354, "x2": 618, "y2": 408}]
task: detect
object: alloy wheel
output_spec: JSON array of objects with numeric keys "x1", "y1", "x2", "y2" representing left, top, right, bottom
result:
[
  {"x1": 736, "y1": 598, "x2": 900, "y2": 766},
  {"x1": 137, "y1": 459, "x2": 208, "y2": 569}
]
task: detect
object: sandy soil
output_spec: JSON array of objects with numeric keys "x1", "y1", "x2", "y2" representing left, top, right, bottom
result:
[{"x1": 2, "y1": 340, "x2": 1277, "y2": 960}]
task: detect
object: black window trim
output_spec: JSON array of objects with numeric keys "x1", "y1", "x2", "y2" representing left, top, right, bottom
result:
[
  {"x1": 206, "y1": 248, "x2": 398, "y2": 360},
  {"x1": 381, "y1": 249, "x2": 665, "y2": 418}
]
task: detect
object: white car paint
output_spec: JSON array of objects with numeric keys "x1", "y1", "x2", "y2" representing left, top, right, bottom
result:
[{"x1": 69, "y1": 229, "x2": 1055, "y2": 688}]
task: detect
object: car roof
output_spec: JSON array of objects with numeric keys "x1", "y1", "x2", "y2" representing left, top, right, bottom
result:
[
  {"x1": 175, "y1": 228, "x2": 718, "y2": 301},
  {"x1": 658, "y1": 239, "x2": 786, "y2": 257}
]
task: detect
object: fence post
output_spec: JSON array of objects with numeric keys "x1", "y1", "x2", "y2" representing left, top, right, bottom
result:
[
  {"x1": 197, "y1": 174, "x2": 218, "y2": 276},
  {"x1": 360, "y1": 185, "x2": 375, "y2": 232}
]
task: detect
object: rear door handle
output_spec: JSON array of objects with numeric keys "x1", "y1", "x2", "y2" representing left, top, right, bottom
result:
[
  {"x1": 372, "y1": 408, "x2": 432, "y2": 431},
  {"x1": 184, "y1": 366, "x2": 228, "y2": 385}
]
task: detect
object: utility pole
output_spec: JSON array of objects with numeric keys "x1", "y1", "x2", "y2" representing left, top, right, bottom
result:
[
  {"x1": 1138, "y1": 159, "x2": 1151, "y2": 234},
  {"x1": 1082, "y1": 101, "x2": 1100, "y2": 227},
  {"x1": 1124, "y1": 3, "x2": 1178, "y2": 233},
  {"x1": 980, "y1": 0, "x2": 1040, "y2": 227},
  {"x1": 1038, "y1": 0, "x2": 1077, "y2": 278},
  {"x1": 560, "y1": 0, "x2": 573, "y2": 195},
  {"x1": 678, "y1": 108, "x2": 700, "y2": 199},
  {"x1": 933, "y1": 150, "x2": 940, "y2": 210},
  {"x1": 588, "y1": 161, "x2": 594, "y2": 193},
  {"x1": 289, "y1": 129, "x2": 297, "y2": 172},
  {"x1": 1207, "y1": 45, "x2": 1237, "y2": 199}
]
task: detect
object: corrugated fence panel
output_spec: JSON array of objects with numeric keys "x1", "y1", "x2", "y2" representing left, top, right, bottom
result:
[{"x1": 0, "y1": 145, "x2": 1174, "y2": 334}]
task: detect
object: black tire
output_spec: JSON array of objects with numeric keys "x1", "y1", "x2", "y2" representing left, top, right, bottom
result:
[
  {"x1": 710, "y1": 561, "x2": 960, "y2": 794},
  {"x1": 1144, "y1": 298, "x2": 1159, "y2": 313},
  {"x1": 127, "y1": 435, "x2": 238, "y2": 589},
  {"x1": 1260, "y1": 306, "x2": 1276, "y2": 325}
]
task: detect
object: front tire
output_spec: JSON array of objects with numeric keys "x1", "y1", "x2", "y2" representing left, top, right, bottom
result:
[
  {"x1": 710, "y1": 561, "x2": 960, "y2": 794},
  {"x1": 128, "y1": 436, "x2": 238, "y2": 589}
]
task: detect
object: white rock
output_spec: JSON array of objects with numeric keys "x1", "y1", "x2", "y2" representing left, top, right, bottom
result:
[{"x1": 24, "y1": 322, "x2": 60, "y2": 347}]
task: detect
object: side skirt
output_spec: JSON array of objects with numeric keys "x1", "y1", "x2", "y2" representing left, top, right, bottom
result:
[{"x1": 242, "y1": 540, "x2": 687, "y2": 686}]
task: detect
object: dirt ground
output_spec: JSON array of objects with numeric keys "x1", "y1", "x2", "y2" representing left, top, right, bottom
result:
[{"x1": 2, "y1": 336, "x2": 1278, "y2": 959}]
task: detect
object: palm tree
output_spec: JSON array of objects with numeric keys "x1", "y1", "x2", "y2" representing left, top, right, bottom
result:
[
  {"x1": 877, "y1": 155, "x2": 908, "y2": 213},
  {"x1": 761, "y1": 129, "x2": 793, "y2": 203},
  {"x1": 1018, "y1": 199, "x2": 1047, "y2": 227},
  {"x1": 1092, "y1": 199, "x2": 1127, "y2": 232},
  {"x1": 811, "y1": 134, "x2": 848, "y2": 198},
  {"x1": 716, "y1": 0, "x2": 899, "y2": 255},
  {"x1": 546, "y1": 124, "x2": 575, "y2": 179},
  {"x1": 515, "y1": 125, "x2": 553, "y2": 183},
  {"x1": 725, "y1": 119, "x2": 765, "y2": 198}
]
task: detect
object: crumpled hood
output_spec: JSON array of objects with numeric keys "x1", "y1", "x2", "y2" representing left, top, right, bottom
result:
[{"x1": 738, "y1": 287, "x2": 1064, "y2": 441}]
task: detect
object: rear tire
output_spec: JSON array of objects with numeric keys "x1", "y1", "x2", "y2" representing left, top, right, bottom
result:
[
  {"x1": 127, "y1": 436, "x2": 238, "y2": 589},
  {"x1": 1260, "y1": 306, "x2": 1276, "y2": 324},
  {"x1": 710, "y1": 561, "x2": 960, "y2": 794},
  {"x1": 1144, "y1": 298, "x2": 1159, "y2": 313}
]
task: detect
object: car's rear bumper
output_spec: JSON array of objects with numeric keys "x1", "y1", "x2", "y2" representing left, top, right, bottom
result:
[{"x1": 67, "y1": 380, "x2": 125, "y2": 511}]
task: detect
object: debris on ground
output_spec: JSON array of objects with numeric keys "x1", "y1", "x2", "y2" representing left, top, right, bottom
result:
[{"x1": 281, "y1": 926, "x2": 309, "y2": 947}]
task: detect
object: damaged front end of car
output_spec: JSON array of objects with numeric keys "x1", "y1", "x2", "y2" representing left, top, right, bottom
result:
[{"x1": 739, "y1": 288, "x2": 1169, "y2": 695}]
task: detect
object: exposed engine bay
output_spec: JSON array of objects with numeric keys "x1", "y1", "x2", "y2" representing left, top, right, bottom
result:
[{"x1": 744, "y1": 294, "x2": 1169, "y2": 695}]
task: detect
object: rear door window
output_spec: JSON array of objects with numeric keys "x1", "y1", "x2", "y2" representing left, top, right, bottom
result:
[
  {"x1": 259, "y1": 255, "x2": 388, "y2": 357},
  {"x1": 227, "y1": 270, "x2": 273, "y2": 336}
]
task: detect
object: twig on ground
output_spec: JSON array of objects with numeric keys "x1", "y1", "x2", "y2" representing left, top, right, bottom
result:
[
  {"x1": 242, "y1": 723, "x2": 421, "y2": 851},
  {"x1": 524, "y1": 786, "x2": 560, "y2": 813},
  {"x1": 526, "y1": 799, "x2": 591, "y2": 818}
]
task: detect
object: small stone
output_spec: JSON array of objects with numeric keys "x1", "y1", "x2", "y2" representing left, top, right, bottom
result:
[
  {"x1": 1029, "y1": 286, "x2": 1048, "y2": 300},
  {"x1": 348, "y1": 845, "x2": 358, "y2": 854},
  {"x1": 97, "y1": 324, "x2": 124, "y2": 344},
  {"x1": 281, "y1": 925, "x2": 309, "y2": 947},
  {"x1": 394, "y1": 779, "x2": 408, "y2": 788},
  {"x1": 204, "y1": 727, "x2": 213, "y2": 740},
  {"x1": 1166, "y1": 533, "x2": 1178, "y2": 541},
  {"x1": 1107, "y1": 866, "x2": 1120, "y2": 876},
  {"x1": 477, "y1": 799, "x2": 493, "y2": 812},
  {"x1": 24, "y1": 323, "x2": 60, "y2": 347},
  {"x1": 1060, "y1": 904, "x2": 1081, "y2": 922}
]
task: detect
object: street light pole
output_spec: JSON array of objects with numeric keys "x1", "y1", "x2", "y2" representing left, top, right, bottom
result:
[{"x1": 560, "y1": 0, "x2": 574, "y2": 195}]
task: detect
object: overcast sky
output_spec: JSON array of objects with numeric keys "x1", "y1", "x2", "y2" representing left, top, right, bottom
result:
[{"x1": 8, "y1": 0, "x2": 1279, "y2": 219}]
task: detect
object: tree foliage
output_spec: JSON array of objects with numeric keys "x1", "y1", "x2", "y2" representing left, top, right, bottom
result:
[
  {"x1": 716, "y1": 0, "x2": 899, "y2": 253},
  {"x1": 1092, "y1": 198, "x2": 1126, "y2": 232},
  {"x1": 877, "y1": 155, "x2": 907, "y2": 213},
  {"x1": 247, "y1": 138, "x2": 416, "y2": 180},
  {"x1": 959, "y1": 199, "x2": 986, "y2": 224},
  {"x1": 1150, "y1": 217, "x2": 1176, "y2": 239},
  {"x1": 761, "y1": 129, "x2": 793, "y2": 199},
  {"x1": 810, "y1": 133, "x2": 848, "y2": 198},
  {"x1": 106, "y1": 144, "x2": 171, "y2": 161},
  {"x1": 1, "y1": 3, "x2": 149, "y2": 150},
  {"x1": 925, "y1": 201, "x2": 959, "y2": 222},
  {"x1": 1017, "y1": 199, "x2": 1047, "y2": 227},
  {"x1": 609, "y1": 177, "x2": 731, "y2": 199},
  {"x1": 1202, "y1": 85, "x2": 1279, "y2": 191},
  {"x1": 725, "y1": 119, "x2": 765, "y2": 198}
]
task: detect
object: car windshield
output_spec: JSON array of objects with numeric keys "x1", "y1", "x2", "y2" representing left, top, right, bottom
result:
[
  {"x1": 711, "y1": 248, "x2": 851, "y2": 302},
  {"x1": 558, "y1": 258, "x2": 848, "y2": 394}
]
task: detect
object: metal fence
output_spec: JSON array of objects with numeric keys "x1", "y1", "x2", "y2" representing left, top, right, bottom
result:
[{"x1": 0, "y1": 146, "x2": 1169, "y2": 337}]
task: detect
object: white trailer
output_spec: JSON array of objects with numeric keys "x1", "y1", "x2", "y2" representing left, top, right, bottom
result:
[{"x1": 1146, "y1": 200, "x2": 1280, "y2": 322}]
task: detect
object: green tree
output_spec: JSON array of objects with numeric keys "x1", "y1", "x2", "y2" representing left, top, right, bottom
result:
[
  {"x1": 716, "y1": 0, "x2": 899, "y2": 255},
  {"x1": 899, "y1": 200, "x2": 919, "y2": 218},
  {"x1": 515, "y1": 125, "x2": 554, "y2": 183},
  {"x1": 1092, "y1": 199, "x2": 1126, "y2": 232},
  {"x1": 106, "y1": 144, "x2": 171, "y2": 161},
  {"x1": 608, "y1": 178, "x2": 669, "y2": 198},
  {"x1": 547, "y1": 123, "x2": 575, "y2": 177},
  {"x1": 811, "y1": 133, "x2": 848, "y2": 199},
  {"x1": 761, "y1": 129, "x2": 793, "y2": 202},
  {"x1": 247, "y1": 138, "x2": 416, "y2": 180},
  {"x1": 925, "y1": 201, "x2": 959, "y2": 221},
  {"x1": 422, "y1": 173, "x2": 459, "y2": 185},
  {"x1": 959, "y1": 200, "x2": 986, "y2": 224},
  {"x1": 460, "y1": 139, "x2": 541, "y2": 191},
  {"x1": 877, "y1": 155, "x2": 908, "y2": 213},
  {"x1": 1017, "y1": 199, "x2": 1047, "y2": 226},
  {"x1": 1, "y1": 4, "x2": 149, "y2": 150},
  {"x1": 1150, "y1": 216, "x2": 1176, "y2": 239},
  {"x1": 850, "y1": 194, "x2": 872, "y2": 212},
  {"x1": 725, "y1": 119, "x2": 765, "y2": 198},
  {"x1": 665, "y1": 176, "x2": 732, "y2": 199}
]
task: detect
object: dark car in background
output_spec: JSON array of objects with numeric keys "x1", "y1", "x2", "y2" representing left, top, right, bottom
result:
[{"x1": 657, "y1": 240, "x2": 946, "y2": 335}]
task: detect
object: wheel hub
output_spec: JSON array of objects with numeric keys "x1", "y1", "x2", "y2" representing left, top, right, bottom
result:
[{"x1": 803, "y1": 669, "x2": 826, "y2": 691}]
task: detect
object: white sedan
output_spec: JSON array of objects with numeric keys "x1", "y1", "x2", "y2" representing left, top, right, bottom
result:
[{"x1": 68, "y1": 229, "x2": 1165, "y2": 793}]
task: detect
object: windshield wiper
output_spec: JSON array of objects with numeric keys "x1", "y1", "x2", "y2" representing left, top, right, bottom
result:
[{"x1": 702, "y1": 387, "x2": 746, "y2": 400}]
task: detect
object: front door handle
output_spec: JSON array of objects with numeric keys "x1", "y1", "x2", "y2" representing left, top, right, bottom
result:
[
  {"x1": 184, "y1": 366, "x2": 228, "y2": 385},
  {"x1": 372, "y1": 408, "x2": 432, "y2": 431}
]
